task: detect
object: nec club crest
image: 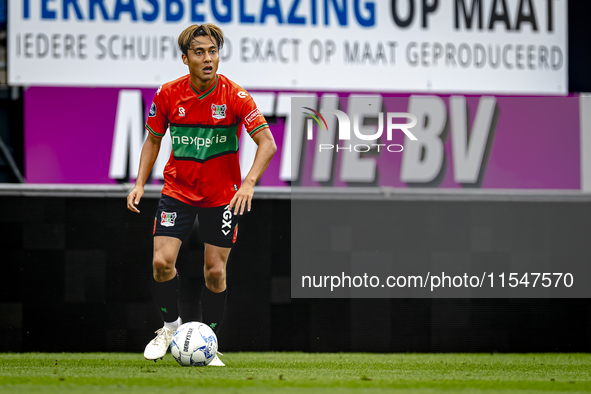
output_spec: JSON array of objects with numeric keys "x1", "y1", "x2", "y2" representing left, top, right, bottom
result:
[
  {"x1": 161, "y1": 211, "x2": 177, "y2": 227},
  {"x1": 211, "y1": 104, "x2": 227, "y2": 119}
]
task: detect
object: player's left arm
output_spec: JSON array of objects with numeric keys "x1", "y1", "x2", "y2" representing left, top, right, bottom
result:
[{"x1": 228, "y1": 127, "x2": 277, "y2": 215}]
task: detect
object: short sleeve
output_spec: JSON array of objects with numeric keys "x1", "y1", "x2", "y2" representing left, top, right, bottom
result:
[
  {"x1": 145, "y1": 85, "x2": 169, "y2": 138},
  {"x1": 239, "y1": 93, "x2": 269, "y2": 138}
]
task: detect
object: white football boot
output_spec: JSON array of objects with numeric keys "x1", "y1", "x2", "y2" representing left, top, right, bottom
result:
[
  {"x1": 208, "y1": 351, "x2": 225, "y2": 366},
  {"x1": 144, "y1": 326, "x2": 175, "y2": 361}
]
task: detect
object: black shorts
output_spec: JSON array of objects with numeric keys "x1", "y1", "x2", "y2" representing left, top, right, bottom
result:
[{"x1": 153, "y1": 195, "x2": 239, "y2": 248}]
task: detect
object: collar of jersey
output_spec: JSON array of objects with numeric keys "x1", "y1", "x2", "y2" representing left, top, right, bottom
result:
[{"x1": 189, "y1": 75, "x2": 219, "y2": 100}]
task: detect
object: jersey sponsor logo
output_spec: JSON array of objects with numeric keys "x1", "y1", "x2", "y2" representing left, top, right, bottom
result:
[
  {"x1": 149, "y1": 102, "x2": 157, "y2": 117},
  {"x1": 237, "y1": 91, "x2": 248, "y2": 98},
  {"x1": 161, "y1": 211, "x2": 177, "y2": 227},
  {"x1": 244, "y1": 108, "x2": 262, "y2": 126},
  {"x1": 222, "y1": 208, "x2": 233, "y2": 236},
  {"x1": 170, "y1": 124, "x2": 239, "y2": 162},
  {"x1": 211, "y1": 104, "x2": 227, "y2": 120},
  {"x1": 179, "y1": 107, "x2": 186, "y2": 117},
  {"x1": 172, "y1": 134, "x2": 228, "y2": 149}
]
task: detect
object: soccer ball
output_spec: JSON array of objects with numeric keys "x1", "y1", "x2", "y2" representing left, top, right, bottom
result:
[{"x1": 170, "y1": 322, "x2": 218, "y2": 366}]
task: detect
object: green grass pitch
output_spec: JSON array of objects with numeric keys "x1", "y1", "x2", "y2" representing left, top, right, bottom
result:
[{"x1": 1, "y1": 353, "x2": 590, "y2": 393}]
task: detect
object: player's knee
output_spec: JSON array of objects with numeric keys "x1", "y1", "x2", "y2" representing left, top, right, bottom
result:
[
  {"x1": 152, "y1": 256, "x2": 174, "y2": 280},
  {"x1": 153, "y1": 256, "x2": 170, "y2": 270},
  {"x1": 205, "y1": 265, "x2": 225, "y2": 282}
]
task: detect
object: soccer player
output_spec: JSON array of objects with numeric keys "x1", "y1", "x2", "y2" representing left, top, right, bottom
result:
[{"x1": 126, "y1": 23, "x2": 277, "y2": 366}]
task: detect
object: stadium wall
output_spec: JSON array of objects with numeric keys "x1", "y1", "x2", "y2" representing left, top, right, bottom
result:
[{"x1": 1, "y1": 192, "x2": 590, "y2": 353}]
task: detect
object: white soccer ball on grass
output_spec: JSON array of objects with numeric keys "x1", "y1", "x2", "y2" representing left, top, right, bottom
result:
[{"x1": 170, "y1": 322, "x2": 218, "y2": 366}]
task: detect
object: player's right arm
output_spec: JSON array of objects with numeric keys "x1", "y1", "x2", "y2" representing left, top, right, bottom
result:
[
  {"x1": 127, "y1": 133, "x2": 162, "y2": 213},
  {"x1": 127, "y1": 85, "x2": 169, "y2": 213}
]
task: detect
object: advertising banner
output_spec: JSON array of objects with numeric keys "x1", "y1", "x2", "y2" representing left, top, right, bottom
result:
[
  {"x1": 10, "y1": 0, "x2": 568, "y2": 94},
  {"x1": 24, "y1": 86, "x2": 580, "y2": 189}
]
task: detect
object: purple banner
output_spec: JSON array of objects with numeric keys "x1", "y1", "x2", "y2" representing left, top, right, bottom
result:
[
  {"x1": 25, "y1": 87, "x2": 153, "y2": 184},
  {"x1": 24, "y1": 87, "x2": 581, "y2": 189}
]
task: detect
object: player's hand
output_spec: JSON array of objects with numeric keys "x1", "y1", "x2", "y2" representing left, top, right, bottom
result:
[
  {"x1": 228, "y1": 183, "x2": 254, "y2": 215},
  {"x1": 127, "y1": 185, "x2": 144, "y2": 213}
]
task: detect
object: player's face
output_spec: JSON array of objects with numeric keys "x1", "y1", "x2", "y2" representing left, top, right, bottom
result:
[{"x1": 182, "y1": 36, "x2": 219, "y2": 86}]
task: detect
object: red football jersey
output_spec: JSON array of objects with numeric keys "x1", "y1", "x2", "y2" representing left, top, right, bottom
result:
[{"x1": 145, "y1": 74, "x2": 269, "y2": 207}]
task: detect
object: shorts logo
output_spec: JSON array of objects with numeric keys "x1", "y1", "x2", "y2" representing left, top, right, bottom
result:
[
  {"x1": 211, "y1": 104, "x2": 227, "y2": 119},
  {"x1": 222, "y1": 208, "x2": 233, "y2": 236},
  {"x1": 244, "y1": 108, "x2": 262, "y2": 126},
  {"x1": 161, "y1": 211, "x2": 177, "y2": 227},
  {"x1": 179, "y1": 107, "x2": 186, "y2": 117},
  {"x1": 149, "y1": 102, "x2": 157, "y2": 117}
]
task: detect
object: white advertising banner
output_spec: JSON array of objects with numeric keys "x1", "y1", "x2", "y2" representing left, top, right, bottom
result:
[{"x1": 9, "y1": 0, "x2": 567, "y2": 93}]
